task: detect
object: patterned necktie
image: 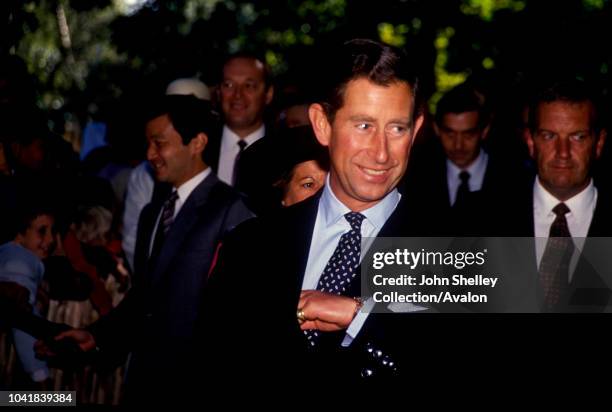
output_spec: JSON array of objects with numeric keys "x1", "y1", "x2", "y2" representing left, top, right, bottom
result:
[
  {"x1": 232, "y1": 140, "x2": 248, "y2": 186},
  {"x1": 538, "y1": 202, "x2": 574, "y2": 312},
  {"x1": 304, "y1": 212, "x2": 365, "y2": 347},
  {"x1": 150, "y1": 190, "x2": 179, "y2": 263},
  {"x1": 454, "y1": 170, "x2": 471, "y2": 207}
]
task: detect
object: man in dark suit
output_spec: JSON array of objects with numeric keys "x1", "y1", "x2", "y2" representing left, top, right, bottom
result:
[
  {"x1": 37, "y1": 95, "x2": 253, "y2": 402},
  {"x1": 199, "y1": 39, "x2": 437, "y2": 385},
  {"x1": 404, "y1": 84, "x2": 526, "y2": 215},
  {"x1": 464, "y1": 79, "x2": 611, "y2": 312},
  {"x1": 524, "y1": 79, "x2": 610, "y2": 312},
  {"x1": 204, "y1": 53, "x2": 278, "y2": 214}
]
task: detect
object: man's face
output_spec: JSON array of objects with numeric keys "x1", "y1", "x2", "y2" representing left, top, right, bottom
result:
[
  {"x1": 435, "y1": 111, "x2": 485, "y2": 169},
  {"x1": 527, "y1": 101, "x2": 606, "y2": 201},
  {"x1": 220, "y1": 57, "x2": 273, "y2": 136},
  {"x1": 16, "y1": 214, "x2": 54, "y2": 259},
  {"x1": 310, "y1": 78, "x2": 423, "y2": 212},
  {"x1": 146, "y1": 115, "x2": 204, "y2": 188}
]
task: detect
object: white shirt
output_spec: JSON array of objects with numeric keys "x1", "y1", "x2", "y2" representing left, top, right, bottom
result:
[
  {"x1": 533, "y1": 178, "x2": 597, "y2": 280},
  {"x1": 217, "y1": 125, "x2": 265, "y2": 185},
  {"x1": 302, "y1": 174, "x2": 401, "y2": 346},
  {"x1": 149, "y1": 168, "x2": 212, "y2": 255},
  {"x1": 447, "y1": 149, "x2": 488, "y2": 206},
  {"x1": 122, "y1": 161, "x2": 155, "y2": 270}
]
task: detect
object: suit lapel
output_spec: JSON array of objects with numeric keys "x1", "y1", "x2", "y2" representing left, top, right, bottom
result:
[
  {"x1": 587, "y1": 191, "x2": 611, "y2": 236},
  {"x1": 286, "y1": 191, "x2": 321, "y2": 289},
  {"x1": 133, "y1": 204, "x2": 159, "y2": 286}
]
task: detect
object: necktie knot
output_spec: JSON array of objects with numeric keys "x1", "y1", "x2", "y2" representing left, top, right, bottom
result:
[
  {"x1": 165, "y1": 190, "x2": 179, "y2": 206},
  {"x1": 459, "y1": 171, "x2": 470, "y2": 184},
  {"x1": 552, "y1": 202, "x2": 570, "y2": 217},
  {"x1": 344, "y1": 212, "x2": 365, "y2": 232},
  {"x1": 237, "y1": 140, "x2": 247, "y2": 151}
]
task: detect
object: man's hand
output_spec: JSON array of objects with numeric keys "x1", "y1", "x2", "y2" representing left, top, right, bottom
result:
[
  {"x1": 34, "y1": 329, "x2": 96, "y2": 359},
  {"x1": 297, "y1": 290, "x2": 359, "y2": 332}
]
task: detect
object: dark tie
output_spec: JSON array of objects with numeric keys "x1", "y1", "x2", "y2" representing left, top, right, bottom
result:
[
  {"x1": 305, "y1": 212, "x2": 365, "y2": 348},
  {"x1": 232, "y1": 140, "x2": 248, "y2": 186},
  {"x1": 454, "y1": 171, "x2": 471, "y2": 207},
  {"x1": 538, "y1": 202, "x2": 574, "y2": 312},
  {"x1": 150, "y1": 190, "x2": 179, "y2": 263}
]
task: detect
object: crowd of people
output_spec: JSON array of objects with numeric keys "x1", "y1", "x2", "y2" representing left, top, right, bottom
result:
[{"x1": 1, "y1": 37, "x2": 611, "y2": 402}]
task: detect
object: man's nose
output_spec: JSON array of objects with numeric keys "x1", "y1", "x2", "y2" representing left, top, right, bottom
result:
[
  {"x1": 373, "y1": 130, "x2": 390, "y2": 163},
  {"x1": 231, "y1": 84, "x2": 245, "y2": 99},
  {"x1": 454, "y1": 135, "x2": 464, "y2": 151},
  {"x1": 556, "y1": 136, "x2": 571, "y2": 158}
]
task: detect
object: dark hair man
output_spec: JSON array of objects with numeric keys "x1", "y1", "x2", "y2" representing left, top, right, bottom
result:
[
  {"x1": 36, "y1": 95, "x2": 253, "y2": 404},
  {"x1": 200, "y1": 39, "x2": 431, "y2": 385}
]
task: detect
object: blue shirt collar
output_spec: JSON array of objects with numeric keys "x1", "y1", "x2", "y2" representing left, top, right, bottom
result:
[{"x1": 319, "y1": 173, "x2": 401, "y2": 230}]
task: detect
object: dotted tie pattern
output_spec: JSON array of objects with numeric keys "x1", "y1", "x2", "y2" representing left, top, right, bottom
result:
[
  {"x1": 539, "y1": 202, "x2": 574, "y2": 312},
  {"x1": 304, "y1": 212, "x2": 365, "y2": 347}
]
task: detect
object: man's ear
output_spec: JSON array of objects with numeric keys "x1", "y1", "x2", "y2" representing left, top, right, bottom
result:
[
  {"x1": 413, "y1": 114, "x2": 425, "y2": 141},
  {"x1": 526, "y1": 129, "x2": 536, "y2": 158},
  {"x1": 595, "y1": 129, "x2": 607, "y2": 159},
  {"x1": 191, "y1": 132, "x2": 208, "y2": 156},
  {"x1": 481, "y1": 123, "x2": 491, "y2": 140},
  {"x1": 309, "y1": 103, "x2": 332, "y2": 146},
  {"x1": 265, "y1": 85, "x2": 274, "y2": 106}
]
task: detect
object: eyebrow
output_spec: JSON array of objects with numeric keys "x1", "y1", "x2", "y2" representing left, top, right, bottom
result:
[
  {"x1": 537, "y1": 128, "x2": 591, "y2": 134},
  {"x1": 348, "y1": 115, "x2": 412, "y2": 125}
]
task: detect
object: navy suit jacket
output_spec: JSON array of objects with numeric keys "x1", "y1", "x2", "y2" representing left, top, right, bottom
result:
[
  {"x1": 459, "y1": 180, "x2": 612, "y2": 312},
  {"x1": 198, "y1": 189, "x2": 448, "y2": 385},
  {"x1": 88, "y1": 173, "x2": 253, "y2": 399}
]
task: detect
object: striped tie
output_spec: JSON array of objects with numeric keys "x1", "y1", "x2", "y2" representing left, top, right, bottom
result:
[{"x1": 150, "y1": 190, "x2": 179, "y2": 263}]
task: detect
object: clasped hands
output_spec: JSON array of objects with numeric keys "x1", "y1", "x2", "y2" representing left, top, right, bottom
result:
[
  {"x1": 34, "y1": 329, "x2": 97, "y2": 360},
  {"x1": 297, "y1": 290, "x2": 361, "y2": 332}
]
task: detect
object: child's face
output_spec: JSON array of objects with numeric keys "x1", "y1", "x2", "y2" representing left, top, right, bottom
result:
[{"x1": 16, "y1": 214, "x2": 54, "y2": 259}]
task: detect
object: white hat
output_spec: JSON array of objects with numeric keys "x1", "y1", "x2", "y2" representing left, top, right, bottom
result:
[{"x1": 165, "y1": 78, "x2": 211, "y2": 101}]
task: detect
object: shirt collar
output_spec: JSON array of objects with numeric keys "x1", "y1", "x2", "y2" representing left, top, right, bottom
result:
[
  {"x1": 320, "y1": 173, "x2": 401, "y2": 230},
  {"x1": 446, "y1": 148, "x2": 488, "y2": 179},
  {"x1": 175, "y1": 167, "x2": 212, "y2": 202},
  {"x1": 222, "y1": 124, "x2": 266, "y2": 148},
  {"x1": 533, "y1": 177, "x2": 596, "y2": 218}
]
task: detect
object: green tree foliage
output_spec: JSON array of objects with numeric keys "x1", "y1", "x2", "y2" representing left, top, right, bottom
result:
[{"x1": 6, "y1": 0, "x2": 612, "y2": 112}]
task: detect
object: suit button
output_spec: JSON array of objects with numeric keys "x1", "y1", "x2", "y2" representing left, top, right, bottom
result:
[{"x1": 361, "y1": 368, "x2": 374, "y2": 378}]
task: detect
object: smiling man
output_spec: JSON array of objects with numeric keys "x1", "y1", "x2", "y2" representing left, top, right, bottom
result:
[
  {"x1": 207, "y1": 53, "x2": 274, "y2": 187},
  {"x1": 200, "y1": 39, "x2": 432, "y2": 384},
  {"x1": 37, "y1": 95, "x2": 253, "y2": 404}
]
